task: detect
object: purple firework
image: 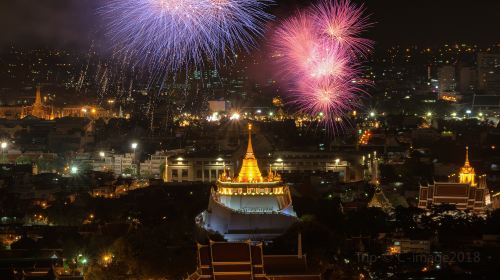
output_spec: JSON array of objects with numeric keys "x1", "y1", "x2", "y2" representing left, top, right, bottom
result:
[
  {"x1": 272, "y1": 0, "x2": 373, "y2": 129},
  {"x1": 100, "y1": 0, "x2": 274, "y2": 73}
]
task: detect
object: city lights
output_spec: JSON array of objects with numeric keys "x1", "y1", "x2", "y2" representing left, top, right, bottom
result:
[
  {"x1": 230, "y1": 112, "x2": 241, "y2": 120},
  {"x1": 101, "y1": 253, "x2": 114, "y2": 266},
  {"x1": 0, "y1": 1, "x2": 497, "y2": 279}
]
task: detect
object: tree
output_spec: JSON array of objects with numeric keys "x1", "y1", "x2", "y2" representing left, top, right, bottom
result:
[{"x1": 15, "y1": 155, "x2": 32, "y2": 165}]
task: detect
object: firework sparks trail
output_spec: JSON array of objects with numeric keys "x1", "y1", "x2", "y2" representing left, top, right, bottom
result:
[
  {"x1": 100, "y1": 0, "x2": 274, "y2": 75},
  {"x1": 311, "y1": 0, "x2": 373, "y2": 56},
  {"x1": 273, "y1": 0, "x2": 373, "y2": 128}
]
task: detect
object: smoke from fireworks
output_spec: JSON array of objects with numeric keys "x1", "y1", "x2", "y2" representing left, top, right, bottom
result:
[
  {"x1": 100, "y1": 0, "x2": 274, "y2": 76},
  {"x1": 273, "y1": 0, "x2": 372, "y2": 128}
]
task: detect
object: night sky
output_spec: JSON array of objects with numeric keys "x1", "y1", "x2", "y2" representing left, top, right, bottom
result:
[{"x1": 0, "y1": 0, "x2": 498, "y2": 50}]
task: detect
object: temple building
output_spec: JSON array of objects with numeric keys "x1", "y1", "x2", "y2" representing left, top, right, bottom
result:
[
  {"x1": 367, "y1": 156, "x2": 393, "y2": 212},
  {"x1": 185, "y1": 239, "x2": 320, "y2": 280},
  {"x1": 368, "y1": 187, "x2": 393, "y2": 212},
  {"x1": 0, "y1": 86, "x2": 119, "y2": 120},
  {"x1": 418, "y1": 147, "x2": 489, "y2": 212},
  {"x1": 197, "y1": 124, "x2": 298, "y2": 241},
  {"x1": 20, "y1": 86, "x2": 55, "y2": 120}
]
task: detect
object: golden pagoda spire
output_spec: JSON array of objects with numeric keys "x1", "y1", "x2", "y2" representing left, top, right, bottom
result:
[
  {"x1": 245, "y1": 123, "x2": 255, "y2": 158},
  {"x1": 236, "y1": 123, "x2": 263, "y2": 183},
  {"x1": 459, "y1": 146, "x2": 476, "y2": 186},
  {"x1": 32, "y1": 86, "x2": 45, "y2": 119},
  {"x1": 464, "y1": 146, "x2": 470, "y2": 167},
  {"x1": 35, "y1": 86, "x2": 42, "y2": 106}
]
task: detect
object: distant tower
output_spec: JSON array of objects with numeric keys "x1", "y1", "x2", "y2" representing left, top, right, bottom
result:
[
  {"x1": 368, "y1": 153, "x2": 392, "y2": 212},
  {"x1": 32, "y1": 86, "x2": 45, "y2": 119},
  {"x1": 162, "y1": 156, "x2": 169, "y2": 182},
  {"x1": 459, "y1": 146, "x2": 476, "y2": 186},
  {"x1": 370, "y1": 154, "x2": 379, "y2": 186}
]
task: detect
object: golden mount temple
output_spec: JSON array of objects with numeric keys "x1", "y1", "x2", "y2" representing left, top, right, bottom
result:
[
  {"x1": 418, "y1": 147, "x2": 490, "y2": 212},
  {"x1": 198, "y1": 124, "x2": 298, "y2": 241}
]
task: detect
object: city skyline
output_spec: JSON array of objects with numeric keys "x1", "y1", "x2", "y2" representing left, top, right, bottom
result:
[{"x1": 0, "y1": 1, "x2": 499, "y2": 279}]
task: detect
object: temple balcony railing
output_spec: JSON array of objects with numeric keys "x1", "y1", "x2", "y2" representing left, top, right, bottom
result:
[{"x1": 210, "y1": 188, "x2": 294, "y2": 215}]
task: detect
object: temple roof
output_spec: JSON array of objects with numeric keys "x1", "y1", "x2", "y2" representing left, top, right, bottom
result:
[
  {"x1": 236, "y1": 124, "x2": 263, "y2": 183},
  {"x1": 187, "y1": 241, "x2": 320, "y2": 280},
  {"x1": 368, "y1": 187, "x2": 393, "y2": 212}
]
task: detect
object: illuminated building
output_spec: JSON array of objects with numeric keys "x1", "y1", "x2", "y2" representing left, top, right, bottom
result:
[
  {"x1": 20, "y1": 87, "x2": 55, "y2": 120},
  {"x1": 1, "y1": 87, "x2": 120, "y2": 120},
  {"x1": 91, "y1": 153, "x2": 137, "y2": 176},
  {"x1": 418, "y1": 147, "x2": 489, "y2": 212},
  {"x1": 367, "y1": 155, "x2": 393, "y2": 212},
  {"x1": 198, "y1": 124, "x2": 298, "y2": 241},
  {"x1": 458, "y1": 146, "x2": 476, "y2": 186},
  {"x1": 388, "y1": 239, "x2": 430, "y2": 255},
  {"x1": 438, "y1": 92, "x2": 461, "y2": 103}
]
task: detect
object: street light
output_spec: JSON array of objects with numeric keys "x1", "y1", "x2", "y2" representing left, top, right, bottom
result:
[
  {"x1": 99, "y1": 151, "x2": 105, "y2": 158},
  {"x1": 0, "y1": 142, "x2": 7, "y2": 163},
  {"x1": 131, "y1": 142, "x2": 138, "y2": 166},
  {"x1": 131, "y1": 142, "x2": 138, "y2": 150},
  {"x1": 71, "y1": 166, "x2": 78, "y2": 174}
]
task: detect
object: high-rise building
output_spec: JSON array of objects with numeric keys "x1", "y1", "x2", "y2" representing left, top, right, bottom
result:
[
  {"x1": 458, "y1": 66, "x2": 477, "y2": 94},
  {"x1": 477, "y1": 52, "x2": 500, "y2": 95},
  {"x1": 437, "y1": 65, "x2": 456, "y2": 93},
  {"x1": 198, "y1": 124, "x2": 298, "y2": 241}
]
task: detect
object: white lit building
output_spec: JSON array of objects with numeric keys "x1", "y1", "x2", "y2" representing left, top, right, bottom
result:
[{"x1": 92, "y1": 153, "x2": 137, "y2": 176}]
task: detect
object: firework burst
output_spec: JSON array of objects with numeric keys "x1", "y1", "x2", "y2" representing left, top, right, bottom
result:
[
  {"x1": 100, "y1": 0, "x2": 274, "y2": 74},
  {"x1": 273, "y1": 0, "x2": 372, "y2": 129},
  {"x1": 312, "y1": 0, "x2": 373, "y2": 55}
]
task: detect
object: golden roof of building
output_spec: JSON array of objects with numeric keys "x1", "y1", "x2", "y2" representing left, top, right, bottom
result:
[{"x1": 236, "y1": 124, "x2": 264, "y2": 183}]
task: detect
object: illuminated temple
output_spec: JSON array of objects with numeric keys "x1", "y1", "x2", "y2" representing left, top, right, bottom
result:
[
  {"x1": 20, "y1": 86, "x2": 55, "y2": 120},
  {"x1": 198, "y1": 124, "x2": 298, "y2": 241},
  {"x1": 418, "y1": 147, "x2": 490, "y2": 212}
]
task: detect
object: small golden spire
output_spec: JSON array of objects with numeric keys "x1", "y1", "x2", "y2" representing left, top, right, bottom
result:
[
  {"x1": 246, "y1": 123, "x2": 254, "y2": 157},
  {"x1": 35, "y1": 86, "x2": 42, "y2": 105},
  {"x1": 464, "y1": 146, "x2": 470, "y2": 167},
  {"x1": 459, "y1": 146, "x2": 476, "y2": 186}
]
